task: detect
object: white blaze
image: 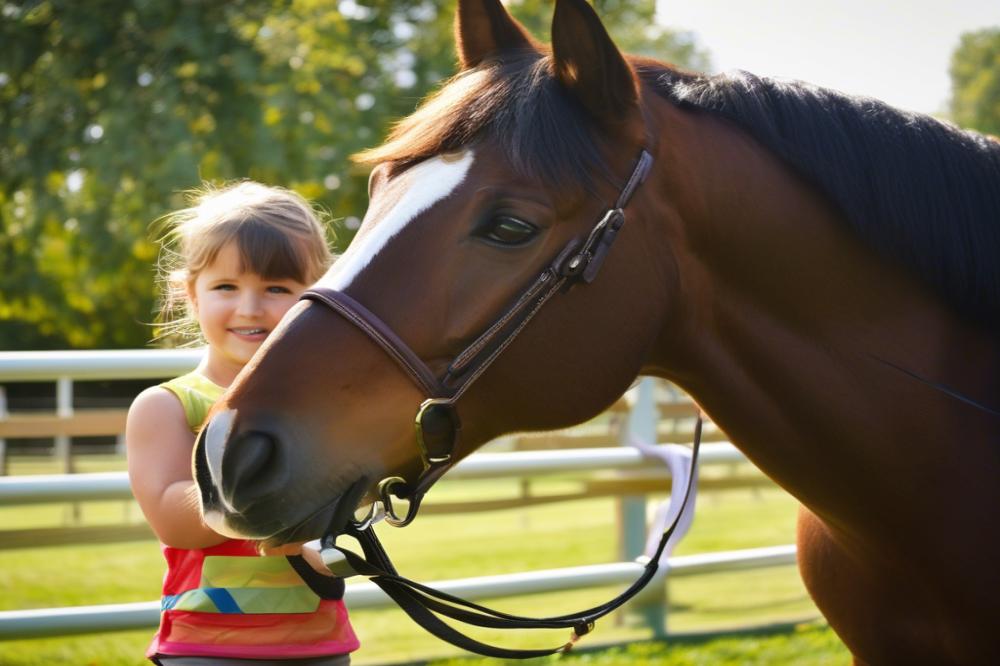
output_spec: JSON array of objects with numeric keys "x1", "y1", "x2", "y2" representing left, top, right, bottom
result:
[{"x1": 320, "y1": 151, "x2": 475, "y2": 289}]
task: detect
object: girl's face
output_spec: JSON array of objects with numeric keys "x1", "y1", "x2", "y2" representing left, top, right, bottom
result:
[{"x1": 188, "y1": 242, "x2": 309, "y2": 375}]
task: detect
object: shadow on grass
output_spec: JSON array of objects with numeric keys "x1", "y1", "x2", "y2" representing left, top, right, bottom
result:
[{"x1": 387, "y1": 620, "x2": 849, "y2": 666}]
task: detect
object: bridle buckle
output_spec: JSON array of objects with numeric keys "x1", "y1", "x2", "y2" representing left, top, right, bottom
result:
[{"x1": 414, "y1": 398, "x2": 459, "y2": 469}]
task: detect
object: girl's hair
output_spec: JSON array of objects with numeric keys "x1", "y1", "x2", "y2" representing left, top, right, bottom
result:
[{"x1": 154, "y1": 181, "x2": 334, "y2": 344}]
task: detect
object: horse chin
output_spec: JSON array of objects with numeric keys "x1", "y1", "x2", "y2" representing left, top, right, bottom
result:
[
  {"x1": 267, "y1": 475, "x2": 371, "y2": 547},
  {"x1": 202, "y1": 508, "x2": 252, "y2": 540},
  {"x1": 201, "y1": 476, "x2": 371, "y2": 548}
]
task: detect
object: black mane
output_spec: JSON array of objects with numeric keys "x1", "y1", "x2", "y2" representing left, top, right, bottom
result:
[
  {"x1": 355, "y1": 52, "x2": 613, "y2": 192},
  {"x1": 359, "y1": 54, "x2": 1000, "y2": 332},
  {"x1": 643, "y1": 67, "x2": 1000, "y2": 333}
]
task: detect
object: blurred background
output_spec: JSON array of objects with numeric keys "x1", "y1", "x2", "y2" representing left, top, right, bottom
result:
[{"x1": 1, "y1": 1, "x2": 999, "y2": 664}]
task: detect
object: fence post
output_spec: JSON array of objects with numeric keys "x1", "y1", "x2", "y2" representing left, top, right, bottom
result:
[
  {"x1": 55, "y1": 377, "x2": 74, "y2": 474},
  {"x1": 55, "y1": 377, "x2": 81, "y2": 523},
  {"x1": 0, "y1": 386, "x2": 7, "y2": 476},
  {"x1": 618, "y1": 377, "x2": 667, "y2": 637}
]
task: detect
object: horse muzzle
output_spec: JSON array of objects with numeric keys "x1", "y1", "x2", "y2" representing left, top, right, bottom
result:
[{"x1": 193, "y1": 409, "x2": 369, "y2": 546}]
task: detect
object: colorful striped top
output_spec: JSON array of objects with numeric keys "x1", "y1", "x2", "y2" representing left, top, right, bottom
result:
[{"x1": 146, "y1": 371, "x2": 359, "y2": 660}]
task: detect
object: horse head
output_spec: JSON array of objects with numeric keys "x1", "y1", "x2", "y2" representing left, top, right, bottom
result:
[{"x1": 193, "y1": 0, "x2": 679, "y2": 546}]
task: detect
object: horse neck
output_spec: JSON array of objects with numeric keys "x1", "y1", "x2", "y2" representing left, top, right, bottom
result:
[{"x1": 640, "y1": 102, "x2": 1000, "y2": 539}]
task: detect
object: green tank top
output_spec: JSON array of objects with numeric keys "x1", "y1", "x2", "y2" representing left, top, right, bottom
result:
[{"x1": 160, "y1": 371, "x2": 225, "y2": 434}]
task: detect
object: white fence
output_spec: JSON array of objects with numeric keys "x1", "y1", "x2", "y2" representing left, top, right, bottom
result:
[
  {"x1": 0, "y1": 351, "x2": 799, "y2": 643},
  {"x1": 0, "y1": 349, "x2": 203, "y2": 474},
  {"x1": 0, "y1": 445, "x2": 797, "y2": 640}
]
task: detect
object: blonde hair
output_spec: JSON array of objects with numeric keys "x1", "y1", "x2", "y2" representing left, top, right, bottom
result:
[{"x1": 154, "y1": 181, "x2": 333, "y2": 344}]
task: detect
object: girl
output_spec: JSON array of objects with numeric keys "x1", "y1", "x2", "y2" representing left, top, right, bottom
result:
[{"x1": 126, "y1": 182, "x2": 359, "y2": 665}]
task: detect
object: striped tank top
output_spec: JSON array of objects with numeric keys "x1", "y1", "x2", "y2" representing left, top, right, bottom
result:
[{"x1": 147, "y1": 371, "x2": 359, "y2": 660}]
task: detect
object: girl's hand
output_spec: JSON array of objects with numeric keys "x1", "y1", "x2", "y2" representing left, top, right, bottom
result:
[{"x1": 261, "y1": 541, "x2": 335, "y2": 577}]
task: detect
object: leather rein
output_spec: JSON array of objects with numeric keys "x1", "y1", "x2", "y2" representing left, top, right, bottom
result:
[{"x1": 299, "y1": 149, "x2": 703, "y2": 658}]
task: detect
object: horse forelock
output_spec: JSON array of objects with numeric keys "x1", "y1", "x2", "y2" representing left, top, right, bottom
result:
[
  {"x1": 642, "y1": 65, "x2": 1000, "y2": 333},
  {"x1": 354, "y1": 52, "x2": 618, "y2": 195}
]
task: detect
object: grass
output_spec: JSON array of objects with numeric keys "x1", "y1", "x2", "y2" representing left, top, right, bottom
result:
[{"x1": 0, "y1": 455, "x2": 848, "y2": 665}]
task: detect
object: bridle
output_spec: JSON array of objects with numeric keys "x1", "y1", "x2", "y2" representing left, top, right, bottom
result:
[
  {"x1": 297, "y1": 148, "x2": 702, "y2": 658},
  {"x1": 302, "y1": 148, "x2": 655, "y2": 528}
]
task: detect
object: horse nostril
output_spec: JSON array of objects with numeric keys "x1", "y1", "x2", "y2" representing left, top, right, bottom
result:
[{"x1": 221, "y1": 430, "x2": 283, "y2": 511}]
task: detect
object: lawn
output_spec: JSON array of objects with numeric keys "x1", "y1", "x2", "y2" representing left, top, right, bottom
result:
[{"x1": 0, "y1": 455, "x2": 847, "y2": 665}]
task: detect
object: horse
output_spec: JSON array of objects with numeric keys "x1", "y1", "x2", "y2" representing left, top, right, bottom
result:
[{"x1": 193, "y1": 0, "x2": 1000, "y2": 662}]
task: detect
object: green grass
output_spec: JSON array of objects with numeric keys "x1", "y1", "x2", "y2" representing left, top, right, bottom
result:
[{"x1": 0, "y1": 456, "x2": 847, "y2": 665}]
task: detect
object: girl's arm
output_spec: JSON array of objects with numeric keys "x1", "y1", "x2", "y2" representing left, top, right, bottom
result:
[{"x1": 126, "y1": 387, "x2": 228, "y2": 549}]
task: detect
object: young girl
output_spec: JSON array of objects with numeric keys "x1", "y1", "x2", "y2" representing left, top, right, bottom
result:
[{"x1": 126, "y1": 182, "x2": 359, "y2": 665}]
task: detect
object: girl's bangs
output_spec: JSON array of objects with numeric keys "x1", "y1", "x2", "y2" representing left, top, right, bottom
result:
[{"x1": 234, "y1": 219, "x2": 309, "y2": 283}]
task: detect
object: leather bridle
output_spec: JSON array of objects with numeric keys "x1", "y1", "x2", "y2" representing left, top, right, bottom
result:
[
  {"x1": 301, "y1": 149, "x2": 655, "y2": 529},
  {"x1": 296, "y1": 149, "x2": 701, "y2": 658}
]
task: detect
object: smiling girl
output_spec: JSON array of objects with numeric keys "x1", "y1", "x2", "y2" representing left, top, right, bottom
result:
[{"x1": 126, "y1": 182, "x2": 359, "y2": 665}]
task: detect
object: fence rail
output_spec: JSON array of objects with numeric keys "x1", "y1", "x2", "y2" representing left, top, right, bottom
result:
[
  {"x1": 0, "y1": 349, "x2": 204, "y2": 382},
  {"x1": 0, "y1": 443, "x2": 743, "y2": 505}
]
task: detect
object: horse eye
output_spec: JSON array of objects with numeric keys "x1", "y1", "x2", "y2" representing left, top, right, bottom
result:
[{"x1": 478, "y1": 216, "x2": 538, "y2": 246}]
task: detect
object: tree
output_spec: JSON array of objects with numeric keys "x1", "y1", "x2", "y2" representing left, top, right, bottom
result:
[
  {"x1": 949, "y1": 27, "x2": 1000, "y2": 136},
  {"x1": 0, "y1": 0, "x2": 708, "y2": 350}
]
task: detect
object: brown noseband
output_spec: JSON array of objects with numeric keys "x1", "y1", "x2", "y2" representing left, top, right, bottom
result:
[{"x1": 301, "y1": 149, "x2": 654, "y2": 530}]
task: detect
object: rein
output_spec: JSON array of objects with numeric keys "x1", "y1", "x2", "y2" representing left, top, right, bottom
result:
[
  {"x1": 325, "y1": 419, "x2": 699, "y2": 659},
  {"x1": 300, "y1": 149, "x2": 704, "y2": 657}
]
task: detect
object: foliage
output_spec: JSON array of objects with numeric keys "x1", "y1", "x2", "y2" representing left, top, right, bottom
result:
[
  {"x1": 0, "y1": 0, "x2": 708, "y2": 351},
  {"x1": 949, "y1": 28, "x2": 1000, "y2": 136}
]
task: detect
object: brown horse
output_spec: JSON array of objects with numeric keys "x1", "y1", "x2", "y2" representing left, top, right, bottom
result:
[{"x1": 194, "y1": 0, "x2": 1000, "y2": 662}]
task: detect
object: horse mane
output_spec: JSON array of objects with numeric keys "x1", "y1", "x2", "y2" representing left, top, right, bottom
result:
[
  {"x1": 356, "y1": 51, "x2": 1000, "y2": 332},
  {"x1": 642, "y1": 66, "x2": 1000, "y2": 333},
  {"x1": 354, "y1": 51, "x2": 616, "y2": 192}
]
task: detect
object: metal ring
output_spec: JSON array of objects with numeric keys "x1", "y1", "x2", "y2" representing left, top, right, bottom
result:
[
  {"x1": 378, "y1": 476, "x2": 423, "y2": 527},
  {"x1": 377, "y1": 476, "x2": 410, "y2": 525},
  {"x1": 350, "y1": 500, "x2": 385, "y2": 532}
]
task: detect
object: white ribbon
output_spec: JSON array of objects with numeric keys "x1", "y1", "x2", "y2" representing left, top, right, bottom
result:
[{"x1": 627, "y1": 435, "x2": 699, "y2": 564}]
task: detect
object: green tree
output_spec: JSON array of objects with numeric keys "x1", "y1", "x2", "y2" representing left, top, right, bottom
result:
[
  {"x1": 0, "y1": 0, "x2": 708, "y2": 350},
  {"x1": 950, "y1": 27, "x2": 1000, "y2": 136}
]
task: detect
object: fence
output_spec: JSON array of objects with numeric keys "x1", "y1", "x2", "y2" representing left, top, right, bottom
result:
[
  {"x1": 0, "y1": 349, "x2": 203, "y2": 475},
  {"x1": 0, "y1": 351, "x2": 798, "y2": 644}
]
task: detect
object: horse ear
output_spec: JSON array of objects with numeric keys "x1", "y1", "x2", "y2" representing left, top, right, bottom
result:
[
  {"x1": 550, "y1": 0, "x2": 638, "y2": 124},
  {"x1": 455, "y1": 0, "x2": 540, "y2": 69}
]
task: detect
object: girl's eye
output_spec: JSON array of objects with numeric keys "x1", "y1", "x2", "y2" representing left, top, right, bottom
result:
[
  {"x1": 477, "y1": 215, "x2": 538, "y2": 246},
  {"x1": 214, "y1": 283, "x2": 236, "y2": 291},
  {"x1": 267, "y1": 286, "x2": 292, "y2": 294}
]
